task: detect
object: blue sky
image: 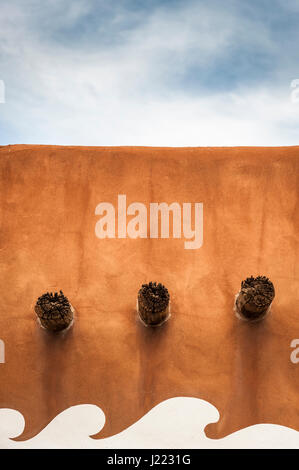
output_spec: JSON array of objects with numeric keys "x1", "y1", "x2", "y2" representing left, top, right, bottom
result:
[{"x1": 0, "y1": 0, "x2": 299, "y2": 146}]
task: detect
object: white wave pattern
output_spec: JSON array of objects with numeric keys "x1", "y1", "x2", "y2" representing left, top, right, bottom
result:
[{"x1": 0, "y1": 398, "x2": 299, "y2": 449}]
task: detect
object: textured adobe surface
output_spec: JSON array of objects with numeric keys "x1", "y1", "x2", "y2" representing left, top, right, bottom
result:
[{"x1": 0, "y1": 145, "x2": 299, "y2": 441}]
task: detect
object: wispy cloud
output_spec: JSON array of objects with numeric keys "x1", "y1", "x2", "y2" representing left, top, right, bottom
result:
[{"x1": 0, "y1": 0, "x2": 299, "y2": 145}]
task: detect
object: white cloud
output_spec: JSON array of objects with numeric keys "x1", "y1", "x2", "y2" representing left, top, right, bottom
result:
[{"x1": 0, "y1": 0, "x2": 299, "y2": 145}]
